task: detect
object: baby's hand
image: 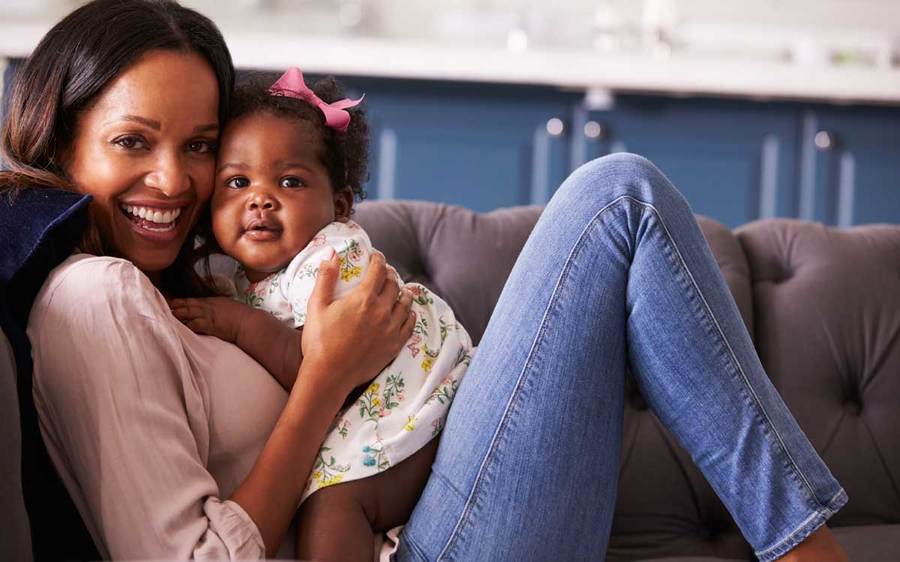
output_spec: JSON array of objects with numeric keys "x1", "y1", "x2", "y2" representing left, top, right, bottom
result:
[{"x1": 169, "y1": 297, "x2": 248, "y2": 343}]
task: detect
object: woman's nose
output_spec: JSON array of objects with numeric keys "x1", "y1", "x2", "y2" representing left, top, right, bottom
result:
[{"x1": 144, "y1": 152, "x2": 190, "y2": 197}]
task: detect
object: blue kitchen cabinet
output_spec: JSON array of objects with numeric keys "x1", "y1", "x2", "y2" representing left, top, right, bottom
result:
[
  {"x1": 573, "y1": 96, "x2": 801, "y2": 228},
  {"x1": 798, "y1": 106, "x2": 900, "y2": 226},
  {"x1": 340, "y1": 79, "x2": 579, "y2": 212}
]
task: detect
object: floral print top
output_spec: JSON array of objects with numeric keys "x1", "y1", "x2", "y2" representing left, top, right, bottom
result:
[{"x1": 232, "y1": 220, "x2": 474, "y2": 502}]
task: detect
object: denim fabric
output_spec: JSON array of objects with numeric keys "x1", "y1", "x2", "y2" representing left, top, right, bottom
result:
[{"x1": 395, "y1": 154, "x2": 847, "y2": 562}]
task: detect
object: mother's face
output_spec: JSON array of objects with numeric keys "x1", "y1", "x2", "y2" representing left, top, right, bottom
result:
[{"x1": 64, "y1": 49, "x2": 220, "y2": 273}]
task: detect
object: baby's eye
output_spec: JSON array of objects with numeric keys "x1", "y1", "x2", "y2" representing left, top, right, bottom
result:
[
  {"x1": 225, "y1": 176, "x2": 250, "y2": 189},
  {"x1": 279, "y1": 176, "x2": 305, "y2": 189},
  {"x1": 188, "y1": 139, "x2": 216, "y2": 154},
  {"x1": 112, "y1": 135, "x2": 147, "y2": 150}
]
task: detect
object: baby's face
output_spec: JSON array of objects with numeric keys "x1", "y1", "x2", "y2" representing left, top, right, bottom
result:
[{"x1": 212, "y1": 112, "x2": 351, "y2": 281}]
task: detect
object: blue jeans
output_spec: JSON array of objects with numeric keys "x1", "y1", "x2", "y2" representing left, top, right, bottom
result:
[{"x1": 395, "y1": 154, "x2": 847, "y2": 562}]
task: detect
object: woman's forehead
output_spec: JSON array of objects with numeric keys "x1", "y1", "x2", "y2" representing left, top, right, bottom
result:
[{"x1": 87, "y1": 50, "x2": 219, "y2": 130}]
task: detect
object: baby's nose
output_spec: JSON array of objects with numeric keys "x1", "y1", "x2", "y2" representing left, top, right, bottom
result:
[{"x1": 248, "y1": 191, "x2": 277, "y2": 210}]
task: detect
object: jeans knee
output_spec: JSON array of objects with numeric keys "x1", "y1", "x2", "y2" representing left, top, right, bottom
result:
[{"x1": 552, "y1": 152, "x2": 688, "y2": 218}]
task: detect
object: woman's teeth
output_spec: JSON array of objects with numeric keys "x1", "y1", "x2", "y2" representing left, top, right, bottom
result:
[{"x1": 121, "y1": 205, "x2": 182, "y2": 231}]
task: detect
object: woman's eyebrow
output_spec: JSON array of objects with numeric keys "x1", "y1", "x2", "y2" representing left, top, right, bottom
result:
[
  {"x1": 103, "y1": 116, "x2": 218, "y2": 135},
  {"x1": 106, "y1": 114, "x2": 160, "y2": 129}
]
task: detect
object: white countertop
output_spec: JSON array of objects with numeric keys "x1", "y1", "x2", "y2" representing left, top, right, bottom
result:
[{"x1": 3, "y1": 18, "x2": 900, "y2": 106}]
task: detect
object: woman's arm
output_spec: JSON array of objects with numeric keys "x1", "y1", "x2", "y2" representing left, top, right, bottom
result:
[
  {"x1": 229, "y1": 251, "x2": 415, "y2": 555},
  {"x1": 31, "y1": 253, "x2": 413, "y2": 559}
]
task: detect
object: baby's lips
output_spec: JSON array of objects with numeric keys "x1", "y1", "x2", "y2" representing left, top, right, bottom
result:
[{"x1": 242, "y1": 213, "x2": 283, "y2": 232}]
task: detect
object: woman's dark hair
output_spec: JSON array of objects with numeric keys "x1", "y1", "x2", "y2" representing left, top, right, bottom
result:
[
  {"x1": 0, "y1": 0, "x2": 234, "y2": 297},
  {"x1": 229, "y1": 74, "x2": 370, "y2": 207}
]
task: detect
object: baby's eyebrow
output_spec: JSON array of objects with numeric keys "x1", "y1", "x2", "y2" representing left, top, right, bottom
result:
[
  {"x1": 274, "y1": 160, "x2": 311, "y2": 170},
  {"x1": 217, "y1": 162, "x2": 246, "y2": 173}
]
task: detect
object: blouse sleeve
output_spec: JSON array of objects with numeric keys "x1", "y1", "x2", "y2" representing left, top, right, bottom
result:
[{"x1": 28, "y1": 256, "x2": 265, "y2": 560}]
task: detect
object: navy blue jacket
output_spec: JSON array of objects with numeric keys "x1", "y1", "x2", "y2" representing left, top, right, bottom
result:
[{"x1": 1, "y1": 187, "x2": 99, "y2": 560}]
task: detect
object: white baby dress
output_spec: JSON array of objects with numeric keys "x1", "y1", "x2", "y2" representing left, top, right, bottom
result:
[{"x1": 233, "y1": 220, "x2": 474, "y2": 503}]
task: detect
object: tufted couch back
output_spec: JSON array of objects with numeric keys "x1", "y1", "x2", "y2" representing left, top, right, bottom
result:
[{"x1": 353, "y1": 200, "x2": 900, "y2": 562}]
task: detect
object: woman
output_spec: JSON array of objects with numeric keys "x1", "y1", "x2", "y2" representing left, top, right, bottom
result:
[{"x1": 0, "y1": 1, "x2": 849, "y2": 560}]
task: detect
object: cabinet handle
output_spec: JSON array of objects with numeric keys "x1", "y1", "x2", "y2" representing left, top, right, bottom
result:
[
  {"x1": 584, "y1": 120, "x2": 605, "y2": 140},
  {"x1": 546, "y1": 118, "x2": 565, "y2": 137},
  {"x1": 814, "y1": 130, "x2": 835, "y2": 150}
]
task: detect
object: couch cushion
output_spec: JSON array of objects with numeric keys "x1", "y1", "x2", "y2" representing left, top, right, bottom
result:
[
  {"x1": 736, "y1": 220, "x2": 900, "y2": 529},
  {"x1": 830, "y1": 524, "x2": 900, "y2": 561},
  {"x1": 355, "y1": 201, "x2": 543, "y2": 344}
]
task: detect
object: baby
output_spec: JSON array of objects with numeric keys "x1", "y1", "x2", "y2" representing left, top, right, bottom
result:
[{"x1": 170, "y1": 68, "x2": 473, "y2": 561}]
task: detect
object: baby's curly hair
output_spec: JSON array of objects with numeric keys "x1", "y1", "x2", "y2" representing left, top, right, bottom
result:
[{"x1": 228, "y1": 73, "x2": 369, "y2": 208}]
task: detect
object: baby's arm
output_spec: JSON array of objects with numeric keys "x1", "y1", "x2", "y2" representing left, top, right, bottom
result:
[{"x1": 170, "y1": 297, "x2": 302, "y2": 391}]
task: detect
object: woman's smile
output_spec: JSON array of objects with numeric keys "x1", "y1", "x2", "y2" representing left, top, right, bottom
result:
[{"x1": 119, "y1": 202, "x2": 189, "y2": 241}]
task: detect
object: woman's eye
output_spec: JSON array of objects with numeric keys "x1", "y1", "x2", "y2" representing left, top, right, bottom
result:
[
  {"x1": 189, "y1": 139, "x2": 216, "y2": 154},
  {"x1": 225, "y1": 176, "x2": 250, "y2": 189},
  {"x1": 112, "y1": 135, "x2": 147, "y2": 150},
  {"x1": 280, "y1": 176, "x2": 304, "y2": 188}
]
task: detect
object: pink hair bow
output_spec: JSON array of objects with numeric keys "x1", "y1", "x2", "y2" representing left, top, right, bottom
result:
[{"x1": 268, "y1": 67, "x2": 364, "y2": 133}]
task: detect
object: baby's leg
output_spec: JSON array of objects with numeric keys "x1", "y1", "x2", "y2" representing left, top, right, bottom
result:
[{"x1": 296, "y1": 438, "x2": 439, "y2": 562}]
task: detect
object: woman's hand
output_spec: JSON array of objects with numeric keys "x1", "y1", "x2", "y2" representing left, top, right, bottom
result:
[{"x1": 301, "y1": 250, "x2": 416, "y2": 398}]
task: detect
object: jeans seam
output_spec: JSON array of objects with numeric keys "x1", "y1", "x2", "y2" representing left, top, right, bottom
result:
[
  {"x1": 435, "y1": 195, "x2": 630, "y2": 560},
  {"x1": 624, "y1": 196, "x2": 827, "y2": 510},
  {"x1": 656, "y1": 216, "x2": 804, "y2": 491}
]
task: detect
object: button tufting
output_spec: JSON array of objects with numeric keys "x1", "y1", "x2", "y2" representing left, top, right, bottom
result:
[
  {"x1": 843, "y1": 399, "x2": 862, "y2": 415},
  {"x1": 843, "y1": 386, "x2": 863, "y2": 415},
  {"x1": 773, "y1": 269, "x2": 794, "y2": 284}
]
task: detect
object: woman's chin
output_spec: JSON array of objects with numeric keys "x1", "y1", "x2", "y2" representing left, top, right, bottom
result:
[
  {"x1": 115, "y1": 232, "x2": 188, "y2": 276},
  {"x1": 127, "y1": 248, "x2": 182, "y2": 276}
]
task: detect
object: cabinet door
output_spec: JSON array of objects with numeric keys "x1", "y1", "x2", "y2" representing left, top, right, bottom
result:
[
  {"x1": 799, "y1": 107, "x2": 900, "y2": 226},
  {"x1": 345, "y1": 79, "x2": 576, "y2": 212},
  {"x1": 574, "y1": 96, "x2": 799, "y2": 228}
]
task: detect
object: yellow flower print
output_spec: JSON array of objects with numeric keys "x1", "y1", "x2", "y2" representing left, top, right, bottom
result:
[
  {"x1": 338, "y1": 253, "x2": 363, "y2": 282},
  {"x1": 317, "y1": 474, "x2": 345, "y2": 488},
  {"x1": 359, "y1": 382, "x2": 382, "y2": 422},
  {"x1": 403, "y1": 416, "x2": 417, "y2": 432},
  {"x1": 421, "y1": 357, "x2": 434, "y2": 373},
  {"x1": 340, "y1": 264, "x2": 362, "y2": 282}
]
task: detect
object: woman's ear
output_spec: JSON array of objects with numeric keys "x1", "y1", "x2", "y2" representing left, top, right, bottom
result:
[{"x1": 333, "y1": 188, "x2": 354, "y2": 222}]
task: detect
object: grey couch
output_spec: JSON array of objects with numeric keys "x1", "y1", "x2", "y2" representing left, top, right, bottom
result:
[
  {"x1": 353, "y1": 200, "x2": 900, "y2": 562},
  {"x1": 2, "y1": 199, "x2": 898, "y2": 561}
]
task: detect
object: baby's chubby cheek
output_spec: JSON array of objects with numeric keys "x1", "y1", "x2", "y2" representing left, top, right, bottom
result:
[{"x1": 210, "y1": 191, "x2": 242, "y2": 252}]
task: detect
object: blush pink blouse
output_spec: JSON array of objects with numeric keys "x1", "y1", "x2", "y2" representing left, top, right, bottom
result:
[{"x1": 28, "y1": 254, "x2": 400, "y2": 560}]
